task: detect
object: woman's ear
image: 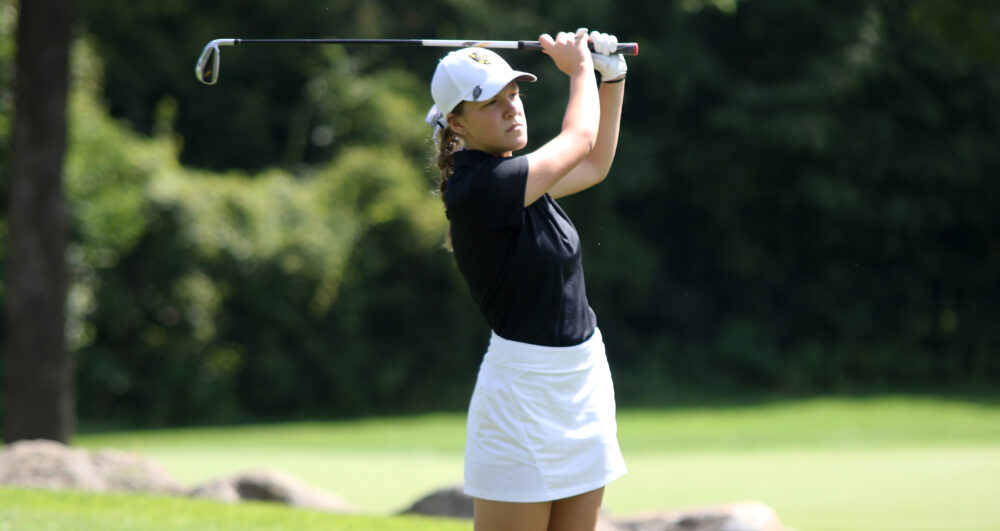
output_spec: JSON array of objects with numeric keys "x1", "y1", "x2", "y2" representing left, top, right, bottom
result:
[{"x1": 447, "y1": 114, "x2": 467, "y2": 136}]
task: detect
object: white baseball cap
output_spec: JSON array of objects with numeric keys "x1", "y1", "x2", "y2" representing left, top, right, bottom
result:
[{"x1": 430, "y1": 47, "x2": 536, "y2": 117}]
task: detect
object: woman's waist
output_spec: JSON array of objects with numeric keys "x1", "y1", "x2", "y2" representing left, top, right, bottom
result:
[{"x1": 484, "y1": 327, "x2": 604, "y2": 373}]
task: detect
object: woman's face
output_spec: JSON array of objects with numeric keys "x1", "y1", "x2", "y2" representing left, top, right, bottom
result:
[{"x1": 448, "y1": 82, "x2": 527, "y2": 157}]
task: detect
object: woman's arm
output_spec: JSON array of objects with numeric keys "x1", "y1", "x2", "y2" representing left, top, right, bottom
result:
[
  {"x1": 523, "y1": 29, "x2": 600, "y2": 206},
  {"x1": 547, "y1": 80, "x2": 625, "y2": 200}
]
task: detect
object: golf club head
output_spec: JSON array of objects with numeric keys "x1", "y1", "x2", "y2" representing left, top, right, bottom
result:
[{"x1": 195, "y1": 39, "x2": 235, "y2": 85}]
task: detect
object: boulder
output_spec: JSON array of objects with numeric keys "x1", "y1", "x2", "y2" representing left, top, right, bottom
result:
[
  {"x1": 189, "y1": 468, "x2": 355, "y2": 513},
  {"x1": 0, "y1": 439, "x2": 184, "y2": 495},
  {"x1": 399, "y1": 485, "x2": 473, "y2": 518},
  {"x1": 612, "y1": 501, "x2": 786, "y2": 531}
]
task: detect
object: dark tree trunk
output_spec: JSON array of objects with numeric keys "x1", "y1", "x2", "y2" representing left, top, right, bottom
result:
[{"x1": 3, "y1": 0, "x2": 76, "y2": 443}]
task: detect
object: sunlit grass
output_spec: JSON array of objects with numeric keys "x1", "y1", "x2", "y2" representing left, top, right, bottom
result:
[
  {"x1": 68, "y1": 395, "x2": 1000, "y2": 530},
  {"x1": 0, "y1": 487, "x2": 470, "y2": 531},
  {"x1": 616, "y1": 394, "x2": 1000, "y2": 451},
  {"x1": 607, "y1": 445, "x2": 1000, "y2": 531},
  {"x1": 76, "y1": 414, "x2": 467, "y2": 514}
]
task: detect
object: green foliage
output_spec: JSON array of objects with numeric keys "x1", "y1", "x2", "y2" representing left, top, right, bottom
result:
[
  {"x1": 62, "y1": 35, "x2": 470, "y2": 425},
  {"x1": 75, "y1": 0, "x2": 541, "y2": 171},
  {"x1": 567, "y1": 0, "x2": 1000, "y2": 394},
  {"x1": 908, "y1": 0, "x2": 1000, "y2": 65},
  {"x1": 2, "y1": 0, "x2": 998, "y2": 426}
]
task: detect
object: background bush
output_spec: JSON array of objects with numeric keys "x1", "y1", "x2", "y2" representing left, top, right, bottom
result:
[{"x1": 1, "y1": 0, "x2": 997, "y2": 426}]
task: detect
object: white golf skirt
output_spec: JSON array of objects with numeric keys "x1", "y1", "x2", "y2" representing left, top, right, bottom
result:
[{"x1": 463, "y1": 328, "x2": 627, "y2": 503}]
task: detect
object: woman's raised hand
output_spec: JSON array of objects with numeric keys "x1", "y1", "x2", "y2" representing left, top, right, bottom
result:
[
  {"x1": 589, "y1": 30, "x2": 627, "y2": 82},
  {"x1": 538, "y1": 28, "x2": 594, "y2": 77}
]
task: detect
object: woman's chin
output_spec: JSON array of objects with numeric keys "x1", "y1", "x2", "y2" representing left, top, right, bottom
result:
[{"x1": 512, "y1": 134, "x2": 528, "y2": 151}]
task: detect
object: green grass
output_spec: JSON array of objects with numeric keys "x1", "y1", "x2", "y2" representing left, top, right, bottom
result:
[
  {"x1": 613, "y1": 395, "x2": 1000, "y2": 530},
  {"x1": 617, "y1": 394, "x2": 1000, "y2": 451},
  {"x1": 18, "y1": 394, "x2": 999, "y2": 530},
  {"x1": 0, "y1": 487, "x2": 470, "y2": 530},
  {"x1": 75, "y1": 414, "x2": 468, "y2": 515}
]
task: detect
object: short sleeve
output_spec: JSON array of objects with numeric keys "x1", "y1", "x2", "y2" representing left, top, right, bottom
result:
[{"x1": 469, "y1": 156, "x2": 528, "y2": 228}]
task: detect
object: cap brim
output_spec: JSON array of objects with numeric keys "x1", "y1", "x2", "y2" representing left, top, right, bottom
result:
[{"x1": 463, "y1": 71, "x2": 537, "y2": 104}]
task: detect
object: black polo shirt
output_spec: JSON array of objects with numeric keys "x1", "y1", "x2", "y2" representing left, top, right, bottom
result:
[{"x1": 444, "y1": 149, "x2": 596, "y2": 347}]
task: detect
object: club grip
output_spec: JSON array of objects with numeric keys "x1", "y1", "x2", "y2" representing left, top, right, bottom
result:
[
  {"x1": 612, "y1": 43, "x2": 639, "y2": 56},
  {"x1": 520, "y1": 41, "x2": 639, "y2": 56}
]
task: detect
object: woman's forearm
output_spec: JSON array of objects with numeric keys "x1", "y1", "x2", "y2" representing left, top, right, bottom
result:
[
  {"x1": 560, "y1": 67, "x2": 601, "y2": 151},
  {"x1": 586, "y1": 80, "x2": 625, "y2": 176}
]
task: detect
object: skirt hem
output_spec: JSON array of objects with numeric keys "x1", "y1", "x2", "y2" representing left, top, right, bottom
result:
[{"x1": 463, "y1": 467, "x2": 627, "y2": 503}]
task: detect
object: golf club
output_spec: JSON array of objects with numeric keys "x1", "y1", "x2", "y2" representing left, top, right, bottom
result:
[{"x1": 195, "y1": 38, "x2": 639, "y2": 85}]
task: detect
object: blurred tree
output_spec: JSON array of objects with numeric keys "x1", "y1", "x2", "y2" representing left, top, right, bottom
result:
[
  {"x1": 908, "y1": 0, "x2": 1000, "y2": 64},
  {"x1": 77, "y1": 0, "x2": 542, "y2": 172},
  {"x1": 4, "y1": 0, "x2": 995, "y2": 428},
  {"x1": 59, "y1": 34, "x2": 480, "y2": 424},
  {"x1": 3, "y1": 0, "x2": 75, "y2": 443}
]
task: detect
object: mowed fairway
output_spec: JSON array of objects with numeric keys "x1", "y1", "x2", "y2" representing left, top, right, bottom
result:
[
  {"x1": 0, "y1": 487, "x2": 471, "y2": 531},
  {"x1": 74, "y1": 395, "x2": 1000, "y2": 530}
]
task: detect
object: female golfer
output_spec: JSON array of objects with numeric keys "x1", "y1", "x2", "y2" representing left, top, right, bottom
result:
[{"x1": 426, "y1": 28, "x2": 628, "y2": 530}]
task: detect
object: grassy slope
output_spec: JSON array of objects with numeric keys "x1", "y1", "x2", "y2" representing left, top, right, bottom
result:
[
  {"x1": 0, "y1": 487, "x2": 470, "y2": 530},
  {"x1": 76, "y1": 414, "x2": 468, "y2": 515},
  {"x1": 61, "y1": 395, "x2": 1000, "y2": 531}
]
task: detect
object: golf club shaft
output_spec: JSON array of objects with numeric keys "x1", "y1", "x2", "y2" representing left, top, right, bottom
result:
[
  {"x1": 196, "y1": 38, "x2": 638, "y2": 85},
  {"x1": 217, "y1": 38, "x2": 638, "y2": 56}
]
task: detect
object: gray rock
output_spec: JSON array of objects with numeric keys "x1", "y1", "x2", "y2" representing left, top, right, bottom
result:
[
  {"x1": 0, "y1": 440, "x2": 103, "y2": 491},
  {"x1": 89, "y1": 447, "x2": 186, "y2": 494},
  {"x1": 189, "y1": 468, "x2": 355, "y2": 513},
  {"x1": 399, "y1": 485, "x2": 473, "y2": 518},
  {"x1": 612, "y1": 501, "x2": 786, "y2": 531},
  {"x1": 0, "y1": 439, "x2": 184, "y2": 495}
]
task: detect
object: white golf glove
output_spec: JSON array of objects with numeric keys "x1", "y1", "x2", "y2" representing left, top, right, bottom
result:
[{"x1": 590, "y1": 30, "x2": 627, "y2": 83}]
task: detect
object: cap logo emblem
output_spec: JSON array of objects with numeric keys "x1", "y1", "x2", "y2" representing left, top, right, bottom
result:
[
  {"x1": 468, "y1": 51, "x2": 491, "y2": 65},
  {"x1": 472, "y1": 86, "x2": 483, "y2": 100}
]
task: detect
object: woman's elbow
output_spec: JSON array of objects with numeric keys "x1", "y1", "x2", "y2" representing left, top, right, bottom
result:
[{"x1": 569, "y1": 127, "x2": 598, "y2": 154}]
